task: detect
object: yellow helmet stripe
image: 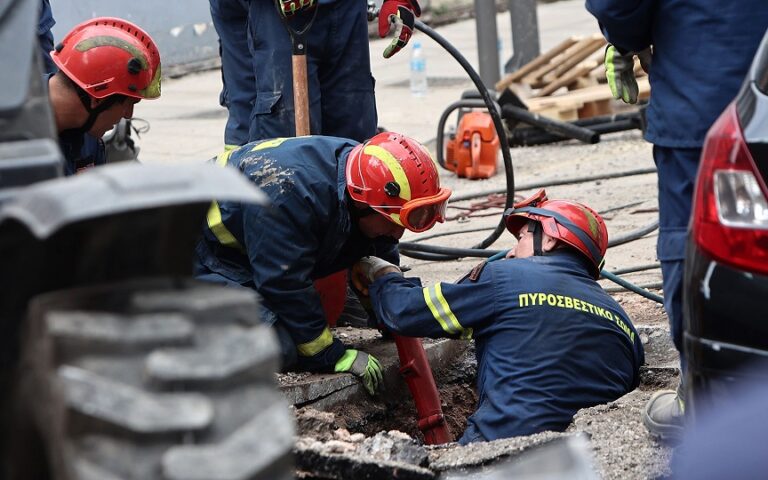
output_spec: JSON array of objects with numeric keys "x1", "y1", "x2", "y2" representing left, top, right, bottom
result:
[
  {"x1": 76, "y1": 36, "x2": 148, "y2": 68},
  {"x1": 363, "y1": 145, "x2": 411, "y2": 201}
]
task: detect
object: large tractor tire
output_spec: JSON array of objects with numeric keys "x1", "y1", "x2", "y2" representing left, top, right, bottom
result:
[{"x1": 8, "y1": 279, "x2": 294, "y2": 480}]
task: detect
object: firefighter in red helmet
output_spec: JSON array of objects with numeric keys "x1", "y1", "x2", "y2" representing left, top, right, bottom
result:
[
  {"x1": 46, "y1": 17, "x2": 161, "y2": 174},
  {"x1": 194, "y1": 133, "x2": 450, "y2": 394},
  {"x1": 354, "y1": 190, "x2": 643, "y2": 443}
]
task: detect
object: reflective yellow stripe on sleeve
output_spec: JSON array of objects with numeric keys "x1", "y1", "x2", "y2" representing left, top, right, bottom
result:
[
  {"x1": 297, "y1": 326, "x2": 334, "y2": 357},
  {"x1": 422, "y1": 283, "x2": 472, "y2": 339},
  {"x1": 206, "y1": 149, "x2": 245, "y2": 251}
]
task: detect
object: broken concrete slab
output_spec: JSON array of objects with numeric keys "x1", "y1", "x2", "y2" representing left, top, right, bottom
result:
[
  {"x1": 428, "y1": 431, "x2": 566, "y2": 472},
  {"x1": 359, "y1": 431, "x2": 430, "y2": 467},
  {"x1": 567, "y1": 389, "x2": 674, "y2": 479},
  {"x1": 279, "y1": 336, "x2": 469, "y2": 411},
  {"x1": 295, "y1": 437, "x2": 435, "y2": 480},
  {"x1": 437, "y1": 435, "x2": 600, "y2": 480}
]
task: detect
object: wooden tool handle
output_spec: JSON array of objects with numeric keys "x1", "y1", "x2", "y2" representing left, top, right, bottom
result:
[{"x1": 292, "y1": 54, "x2": 310, "y2": 136}]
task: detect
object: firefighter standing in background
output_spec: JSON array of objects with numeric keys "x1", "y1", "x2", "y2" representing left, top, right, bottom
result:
[
  {"x1": 194, "y1": 132, "x2": 451, "y2": 394},
  {"x1": 208, "y1": 0, "x2": 421, "y2": 148},
  {"x1": 585, "y1": 0, "x2": 768, "y2": 440},
  {"x1": 354, "y1": 191, "x2": 644, "y2": 443}
]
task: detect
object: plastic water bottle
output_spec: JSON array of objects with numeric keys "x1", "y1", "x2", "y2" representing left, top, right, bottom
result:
[{"x1": 410, "y1": 40, "x2": 428, "y2": 97}]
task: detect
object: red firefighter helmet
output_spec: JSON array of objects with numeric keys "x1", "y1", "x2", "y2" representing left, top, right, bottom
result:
[
  {"x1": 346, "y1": 132, "x2": 451, "y2": 233},
  {"x1": 51, "y1": 17, "x2": 161, "y2": 100},
  {"x1": 504, "y1": 189, "x2": 608, "y2": 277}
]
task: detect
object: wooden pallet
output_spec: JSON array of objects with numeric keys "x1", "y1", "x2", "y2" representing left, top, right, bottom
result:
[
  {"x1": 496, "y1": 35, "x2": 649, "y2": 121},
  {"x1": 525, "y1": 77, "x2": 650, "y2": 121}
]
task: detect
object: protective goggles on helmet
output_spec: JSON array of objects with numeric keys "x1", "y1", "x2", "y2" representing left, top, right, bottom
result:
[{"x1": 370, "y1": 188, "x2": 451, "y2": 232}]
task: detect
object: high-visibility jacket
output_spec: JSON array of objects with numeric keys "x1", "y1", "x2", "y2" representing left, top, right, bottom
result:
[
  {"x1": 369, "y1": 250, "x2": 644, "y2": 444},
  {"x1": 195, "y1": 136, "x2": 398, "y2": 372}
]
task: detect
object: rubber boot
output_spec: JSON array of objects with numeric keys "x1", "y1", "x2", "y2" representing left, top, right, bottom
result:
[{"x1": 643, "y1": 381, "x2": 685, "y2": 442}]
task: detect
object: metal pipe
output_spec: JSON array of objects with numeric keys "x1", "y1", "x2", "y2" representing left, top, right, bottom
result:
[
  {"x1": 509, "y1": 119, "x2": 639, "y2": 146},
  {"x1": 501, "y1": 104, "x2": 599, "y2": 144}
]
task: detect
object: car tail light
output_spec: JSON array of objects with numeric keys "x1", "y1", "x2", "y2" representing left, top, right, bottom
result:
[{"x1": 691, "y1": 103, "x2": 768, "y2": 275}]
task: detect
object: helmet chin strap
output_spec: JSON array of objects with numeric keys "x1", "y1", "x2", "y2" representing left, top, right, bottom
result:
[
  {"x1": 347, "y1": 192, "x2": 378, "y2": 223},
  {"x1": 531, "y1": 220, "x2": 544, "y2": 257},
  {"x1": 73, "y1": 86, "x2": 122, "y2": 135}
]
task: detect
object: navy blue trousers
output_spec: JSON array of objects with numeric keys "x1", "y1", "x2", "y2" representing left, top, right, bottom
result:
[
  {"x1": 247, "y1": 0, "x2": 377, "y2": 142},
  {"x1": 654, "y1": 145, "x2": 701, "y2": 359},
  {"x1": 209, "y1": 0, "x2": 256, "y2": 147}
]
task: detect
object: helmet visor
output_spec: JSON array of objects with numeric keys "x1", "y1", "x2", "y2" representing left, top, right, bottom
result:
[{"x1": 401, "y1": 188, "x2": 452, "y2": 232}]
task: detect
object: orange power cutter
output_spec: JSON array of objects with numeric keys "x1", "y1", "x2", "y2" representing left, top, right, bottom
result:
[{"x1": 444, "y1": 111, "x2": 500, "y2": 179}]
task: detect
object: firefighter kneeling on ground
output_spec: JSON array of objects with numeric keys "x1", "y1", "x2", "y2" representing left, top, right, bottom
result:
[
  {"x1": 194, "y1": 133, "x2": 451, "y2": 395},
  {"x1": 353, "y1": 190, "x2": 644, "y2": 443}
]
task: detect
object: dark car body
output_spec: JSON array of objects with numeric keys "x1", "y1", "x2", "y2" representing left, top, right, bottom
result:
[{"x1": 683, "y1": 29, "x2": 768, "y2": 417}]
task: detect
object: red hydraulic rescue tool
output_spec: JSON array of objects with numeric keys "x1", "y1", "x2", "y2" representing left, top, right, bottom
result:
[
  {"x1": 392, "y1": 334, "x2": 453, "y2": 444},
  {"x1": 317, "y1": 281, "x2": 452, "y2": 444}
]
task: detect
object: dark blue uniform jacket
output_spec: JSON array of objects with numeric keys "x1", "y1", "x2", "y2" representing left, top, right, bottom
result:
[
  {"x1": 195, "y1": 136, "x2": 398, "y2": 371},
  {"x1": 586, "y1": 0, "x2": 768, "y2": 148},
  {"x1": 370, "y1": 250, "x2": 644, "y2": 444}
]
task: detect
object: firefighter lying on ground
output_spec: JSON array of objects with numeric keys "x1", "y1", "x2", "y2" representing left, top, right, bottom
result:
[
  {"x1": 353, "y1": 190, "x2": 644, "y2": 443},
  {"x1": 194, "y1": 133, "x2": 451, "y2": 395}
]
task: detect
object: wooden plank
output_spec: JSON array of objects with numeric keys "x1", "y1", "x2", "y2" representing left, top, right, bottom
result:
[
  {"x1": 495, "y1": 37, "x2": 579, "y2": 91},
  {"x1": 521, "y1": 36, "x2": 597, "y2": 87},
  {"x1": 578, "y1": 99, "x2": 612, "y2": 118},
  {"x1": 550, "y1": 35, "x2": 606, "y2": 79},
  {"x1": 535, "y1": 60, "x2": 598, "y2": 97},
  {"x1": 526, "y1": 77, "x2": 650, "y2": 111}
]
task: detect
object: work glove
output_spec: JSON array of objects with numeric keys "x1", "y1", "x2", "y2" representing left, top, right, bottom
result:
[
  {"x1": 604, "y1": 44, "x2": 639, "y2": 104},
  {"x1": 378, "y1": 0, "x2": 421, "y2": 59},
  {"x1": 334, "y1": 349, "x2": 383, "y2": 395},
  {"x1": 277, "y1": 0, "x2": 316, "y2": 18},
  {"x1": 351, "y1": 256, "x2": 401, "y2": 295}
]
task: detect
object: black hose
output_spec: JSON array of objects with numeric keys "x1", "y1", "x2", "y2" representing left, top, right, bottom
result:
[
  {"x1": 414, "y1": 20, "x2": 513, "y2": 259},
  {"x1": 608, "y1": 221, "x2": 658, "y2": 248},
  {"x1": 449, "y1": 167, "x2": 657, "y2": 203},
  {"x1": 606, "y1": 263, "x2": 661, "y2": 276},
  {"x1": 601, "y1": 271, "x2": 664, "y2": 303},
  {"x1": 399, "y1": 219, "x2": 658, "y2": 260},
  {"x1": 409, "y1": 200, "x2": 650, "y2": 244}
]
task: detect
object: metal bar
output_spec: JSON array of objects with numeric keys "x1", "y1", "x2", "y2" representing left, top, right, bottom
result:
[
  {"x1": 474, "y1": 0, "x2": 500, "y2": 88},
  {"x1": 505, "y1": 0, "x2": 540, "y2": 73}
]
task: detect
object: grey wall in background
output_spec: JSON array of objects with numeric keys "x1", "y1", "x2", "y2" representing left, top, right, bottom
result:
[{"x1": 49, "y1": 0, "x2": 220, "y2": 72}]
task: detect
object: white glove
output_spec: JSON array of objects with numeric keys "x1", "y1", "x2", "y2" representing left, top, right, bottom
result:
[{"x1": 352, "y1": 256, "x2": 401, "y2": 294}]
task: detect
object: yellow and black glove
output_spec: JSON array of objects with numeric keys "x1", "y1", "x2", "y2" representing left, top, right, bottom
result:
[
  {"x1": 334, "y1": 349, "x2": 383, "y2": 395},
  {"x1": 604, "y1": 44, "x2": 640, "y2": 104}
]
